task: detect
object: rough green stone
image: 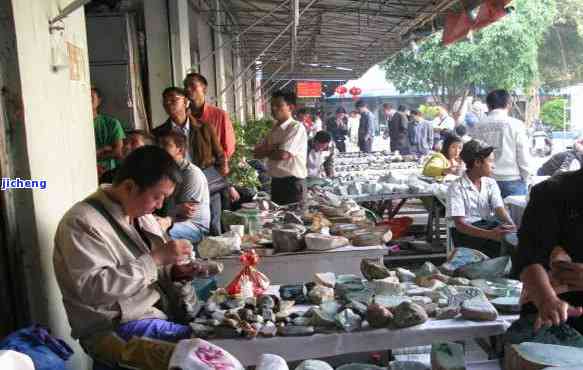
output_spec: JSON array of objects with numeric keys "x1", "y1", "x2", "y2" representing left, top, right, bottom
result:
[
  {"x1": 431, "y1": 342, "x2": 466, "y2": 370},
  {"x1": 335, "y1": 308, "x2": 362, "y2": 332},
  {"x1": 396, "y1": 268, "x2": 416, "y2": 283},
  {"x1": 311, "y1": 308, "x2": 337, "y2": 327},
  {"x1": 504, "y1": 314, "x2": 583, "y2": 348},
  {"x1": 460, "y1": 298, "x2": 498, "y2": 321},
  {"x1": 416, "y1": 262, "x2": 440, "y2": 278},
  {"x1": 392, "y1": 301, "x2": 428, "y2": 329},
  {"x1": 435, "y1": 306, "x2": 461, "y2": 320},
  {"x1": 361, "y1": 259, "x2": 392, "y2": 281},
  {"x1": 440, "y1": 247, "x2": 489, "y2": 275},
  {"x1": 507, "y1": 342, "x2": 583, "y2": 369},
  {"x1": 456, "y1": 256, "x2": 512, "y2": 280}
]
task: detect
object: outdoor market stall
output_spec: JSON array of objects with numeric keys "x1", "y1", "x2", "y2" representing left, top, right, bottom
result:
[{"x1": 189, "y1": 248, "x2": 521, "y2": 367}]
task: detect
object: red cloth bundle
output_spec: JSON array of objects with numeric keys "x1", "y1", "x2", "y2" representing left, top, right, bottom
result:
[{"x1": 226, "y1": 250, "x2": 270, "y2": 297}]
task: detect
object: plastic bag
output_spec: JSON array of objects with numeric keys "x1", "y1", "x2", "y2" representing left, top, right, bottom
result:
[{"x1": 226, "y1": 250, "x2": 270, "y2": 297}]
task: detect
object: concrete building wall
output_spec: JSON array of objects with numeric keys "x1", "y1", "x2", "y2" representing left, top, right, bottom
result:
[
  {"x1": 144, "y1": 0, "x2": 173, "y2": 127},
  {"x1": 7, "y1": 0, "x2": 96, "y2": 368},
  {"x1": 193, "y1": 8, "x2": 217, "y2": 102}
]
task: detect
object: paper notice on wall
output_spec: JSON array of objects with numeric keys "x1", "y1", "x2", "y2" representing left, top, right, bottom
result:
[{"x1": 67, "y1": 42, "x2": 85, "y2": 81}]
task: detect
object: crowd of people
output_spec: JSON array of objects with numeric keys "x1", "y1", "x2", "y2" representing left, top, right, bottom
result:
[{"x1": 52, "y1": 77, "x2": 583, "y2": 369}]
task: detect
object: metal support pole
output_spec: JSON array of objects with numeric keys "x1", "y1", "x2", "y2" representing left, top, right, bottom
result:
[
  {"x1": 218, "y1": 0, "x2": 318, "y2": 97},
  {"x1": 197, "y1": 0, "x2": 291, "y2": 65},
  {"x1": 49, "y1": 0, "x2": 91, "y2": 24},
  {"x1": 290, "y1": 0, "x2": 299, "y2": 71}
]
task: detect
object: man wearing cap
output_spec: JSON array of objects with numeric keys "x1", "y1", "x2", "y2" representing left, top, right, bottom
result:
[
  {"x1": 325, "y1": 107, "x2": 349, "y2": 152},
  {"x1": 446, "y1": 139, "x2": 516, "y2": 257}
]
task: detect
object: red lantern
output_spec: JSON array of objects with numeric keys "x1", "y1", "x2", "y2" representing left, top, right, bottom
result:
[
  {"x1": 349, "y1": 87, "x2": 362, "y2": 96},
  {"x1": 336, "y1": 85, "x2": 348, "y2": 95}
]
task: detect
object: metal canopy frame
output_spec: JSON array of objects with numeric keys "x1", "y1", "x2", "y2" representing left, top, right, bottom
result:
[{"x1": 201, "y1": 0, "x2": 465, "y2": 81}]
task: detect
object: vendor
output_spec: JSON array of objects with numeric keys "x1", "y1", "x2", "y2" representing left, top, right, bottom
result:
[
  {"x1": 422, "y1": 134, "x2": 464, "y2": 180},
  {"x1": 158, "y1": 131, "x2": 210, "y2": 246},
  {"x1": 254, "y1": 90, "x2": 307, "y2": 205},
  {"x1": 446, "y1": 140, "x2": 516, "y2": 257},
  {"x1": 307, "y1": 131, "x2": 336, "y2": 178},
  {"x1": 53, "y1": 146, "x2": 210, "y2": 369},
  {"x1": 513, "y1": 168, "x2": 583, "y2": 331}
]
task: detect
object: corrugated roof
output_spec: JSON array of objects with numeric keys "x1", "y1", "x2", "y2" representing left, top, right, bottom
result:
[{"x1": 222, "y1": 0, "x2": 465, "y2": 80}]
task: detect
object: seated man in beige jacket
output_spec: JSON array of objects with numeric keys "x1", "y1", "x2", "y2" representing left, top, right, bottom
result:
[{"x1": 53, "y1": 146, "x2": 214, "y2": 370}]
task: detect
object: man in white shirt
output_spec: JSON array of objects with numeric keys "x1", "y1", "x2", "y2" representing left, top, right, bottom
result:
[
  {"x1": 470, "y1": 89, "x2": 532, "y2": 198},
  {"x1": 433, "y1": 106, "x2": 456, "y2": 148},
  {"x1": 307, "y1": 131, "x2": 336, "y2": 178},
  {"x1": 254, "y1": 90, "x2": 308, "y2": 205},
  {"x1": 447, "y1": 140, "x2": 516, "y2": 257}
]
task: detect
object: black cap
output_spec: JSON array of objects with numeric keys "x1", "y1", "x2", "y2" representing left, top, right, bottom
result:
[
  {"x1": 336, "y1": 106, "x2": 347, "y2": 114},
  {"x1": 460, "y1": 139, "x2": 495, "y2": 165}
]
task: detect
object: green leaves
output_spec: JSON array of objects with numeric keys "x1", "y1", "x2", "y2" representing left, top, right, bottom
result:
[
  {"x1": 381, "y1": 0, "x2": 558, "y2": 110},
  {"x1": 229, "y1": 118, "x2": 273, "y2": 189},
  {"x1": 541, "y1": 98, "x2": 568, "y2": 130}
]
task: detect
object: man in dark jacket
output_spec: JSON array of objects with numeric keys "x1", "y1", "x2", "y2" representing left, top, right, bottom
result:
[
  {"x1": 538, "y1": 138, "x2": 583, "y2": 176},
  {"x1": 389, "y1": 104, "x2": 411, "y2": 154},
  {"x1": 356, "y1": 100, "x2": 374, "y2": 153},
  {"x1": 325, "y1": 107, "x2": 349, "y2": 152}
]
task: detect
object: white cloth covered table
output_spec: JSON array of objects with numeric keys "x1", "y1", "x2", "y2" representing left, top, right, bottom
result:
[
  {"x1": 215, "y1": 245, "x2": 386, "y2": 286},
  {"x1": 209, "y1": 316, "x2": 517, "y2": 366}
]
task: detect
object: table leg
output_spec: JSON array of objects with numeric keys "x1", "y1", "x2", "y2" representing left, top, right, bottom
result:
[{"x1": 388, "y1": 199, "x2": 408, "y2": 219}]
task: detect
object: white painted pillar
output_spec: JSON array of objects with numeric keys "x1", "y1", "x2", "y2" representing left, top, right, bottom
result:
[
  {"x1": 233, "y1": 41, "x2": 246, "y2": 123},
  {"x1": 168, "y1": 0, "x2": 191, "y2": 85},
  {"x1": 144, "y1": 0, "x2": 172, "y2": 127},
  {"x1": 213, "y1": 0, "x2": 228, "y2": 110},
  {"x1": 196, "y1": 12, "x2": 217, "y2": 101}
]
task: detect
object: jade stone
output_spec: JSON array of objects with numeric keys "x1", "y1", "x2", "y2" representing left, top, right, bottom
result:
[
  {"x1": 392, "y1": 301, "x2": 428, "y2": 329},
  {"x1": 506, "y1": 342, "x2": 583, "y2": 370},
  {"x1": 431, "y1": 342, "x2": 466, "y2": 370},
  {"x1": 456, "y1": 256, "x2": 512, "y2": 280}
]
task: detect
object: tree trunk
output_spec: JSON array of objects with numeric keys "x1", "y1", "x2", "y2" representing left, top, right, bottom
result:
[{"x1": 524, "y1": 84, "x2": 540, "y2": 127}]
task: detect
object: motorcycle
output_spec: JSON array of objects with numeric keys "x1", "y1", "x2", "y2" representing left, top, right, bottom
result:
[{"x1": 530, "y1": 130, "x2": 552, "y2": 157}]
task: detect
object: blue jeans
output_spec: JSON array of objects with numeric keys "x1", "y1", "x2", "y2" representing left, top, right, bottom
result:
[
  {"x1": 497, "y1": 180, "x2": 527, "y2": 199},
  {"x1": 168, "y1": 221, "x2": 207, "y2": 245}
]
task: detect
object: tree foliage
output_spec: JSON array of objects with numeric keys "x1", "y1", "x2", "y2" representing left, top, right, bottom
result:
[
  {"x1": 382, "y1": 0, "x2": 557, "y2": 113},
  {"x1": 539, "y1": 0, "x2": 583, "y2": 89},
  {"x1": 229, "y1": 118, "x2": 273, "y2": 188},
  {"x1": 541, "y1": 98, "x2": 568, "y2": 130}
]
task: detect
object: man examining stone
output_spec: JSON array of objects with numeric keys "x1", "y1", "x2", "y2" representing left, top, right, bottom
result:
[
  {"x1": 53, "y1": 146, "x2": 216, "y2": 369},
  {"x1": 513, "y1": 167, "x2": 583, "y2": 332},
  {"x1": 254, "y1": 90, "x2": 307, "y2": 205},
  {"x1": 158, "y1": 131, "x2": 210, "y2": 246},
  {"x1": 307, "y1": 131, "x2": 336, "y2": 178},
  {"x1": 446, "y1": 140, "x2": 516, "y2": 257}
]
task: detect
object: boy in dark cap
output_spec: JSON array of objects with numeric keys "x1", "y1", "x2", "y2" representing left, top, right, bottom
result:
[{"x1": 446, "y1": 139, "x2": 516, "y2": 257}]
